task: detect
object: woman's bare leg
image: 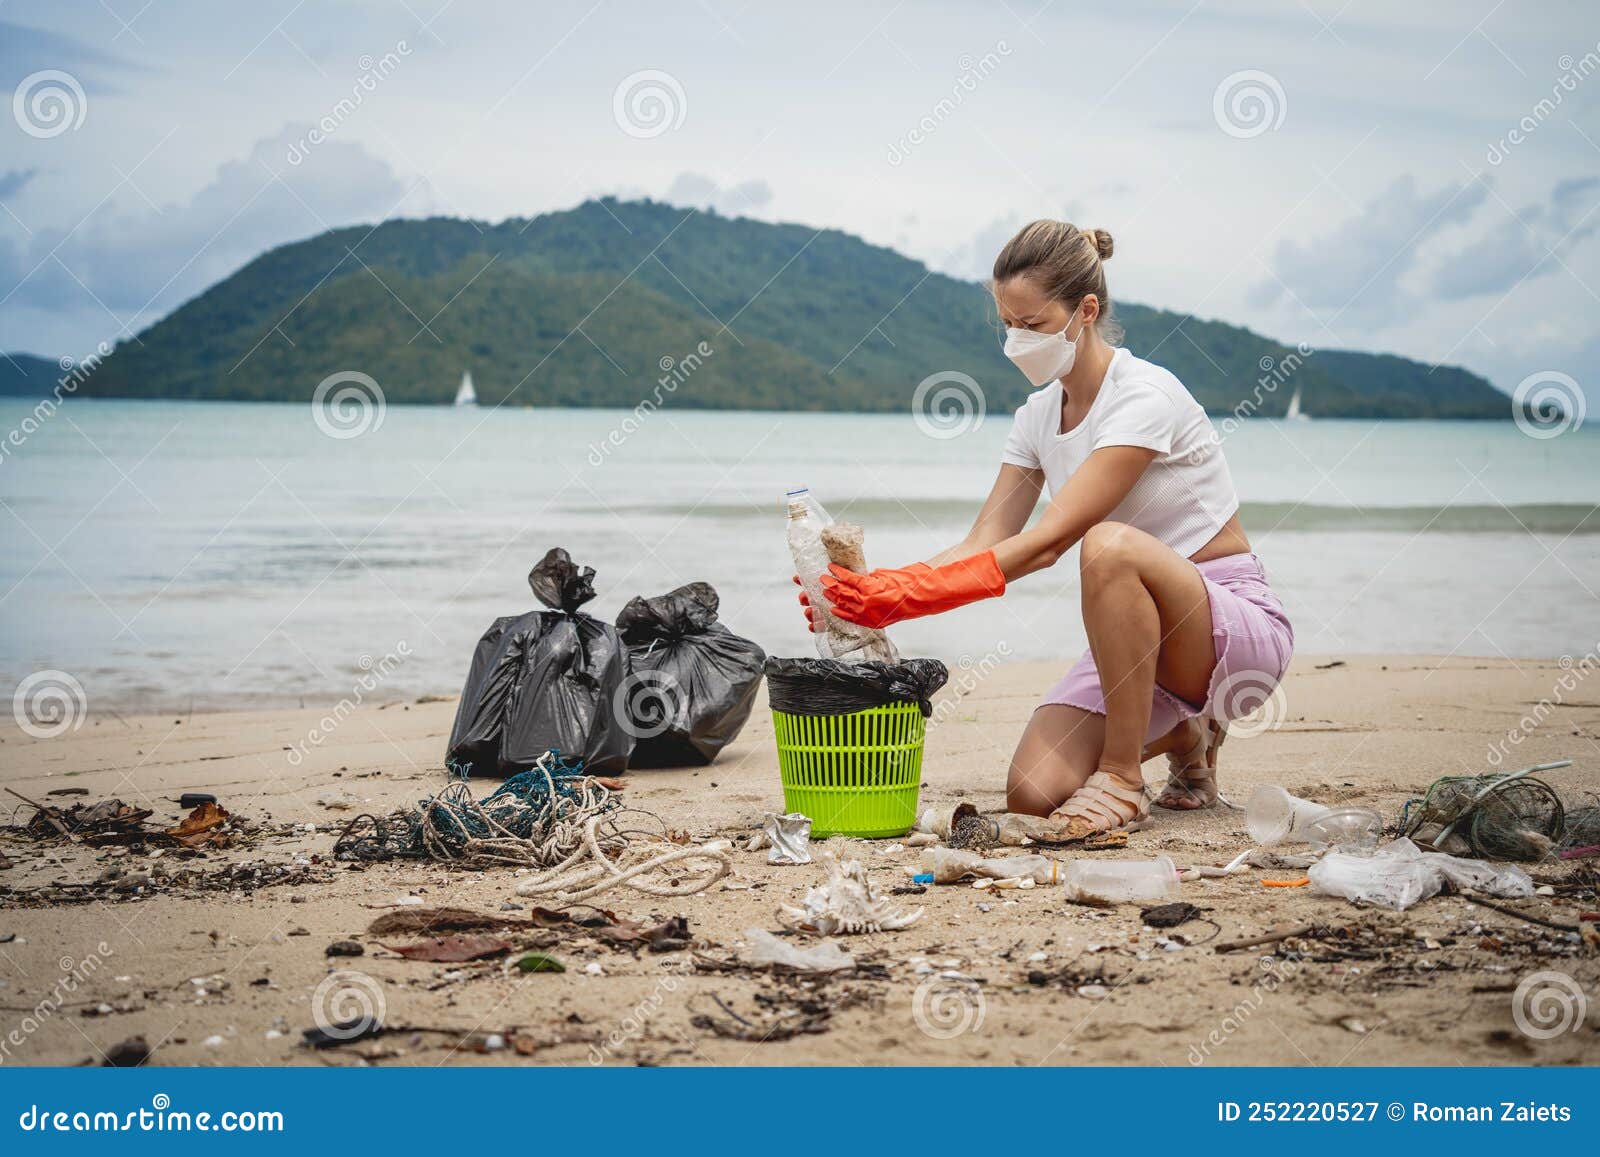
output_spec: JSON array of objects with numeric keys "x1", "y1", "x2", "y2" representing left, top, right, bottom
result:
[
  {"x1": 1006, "y1": 704, "x2": 1104, "y2": 817},
  {"x1": 1078, "y1": 522, "x2": 1217, "y2": 791}
]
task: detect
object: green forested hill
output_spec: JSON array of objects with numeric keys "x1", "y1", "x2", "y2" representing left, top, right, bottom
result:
[
  {"x1": 78, "y1": 198, "x2": 1509, "y2": 418},
  {"x1": 1, "y1": 352, "x2": 62, "y2": 397}
]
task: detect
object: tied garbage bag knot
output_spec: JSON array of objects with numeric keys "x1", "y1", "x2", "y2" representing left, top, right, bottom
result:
[
  {"x1": 616, "y1": 580, "x2": 720, "y2": 642},
  {"x1": 527, "y1": 546, "x2": 597, "y2": 613}
]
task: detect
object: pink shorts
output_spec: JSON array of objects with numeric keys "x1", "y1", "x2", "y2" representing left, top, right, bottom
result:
[{"x1": 1040, "y1": 552, "x2": 1294, "y2": 743}]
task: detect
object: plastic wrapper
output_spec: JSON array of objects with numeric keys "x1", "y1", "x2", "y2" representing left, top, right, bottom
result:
[
  {"x1": 764, "y1": 656, "x2": 948, "y2": 717},
  {"x1": 762, "y1": 811, "x2": 812, "y2": 864},
  {"x1": 743, "y1": 927, "x2": 854, "y2": 972},
  {"x1": 444, "y1": 549, "x2": 632, "y2": 777},
  {"x1": 1308, "y1": 837, "x2": 1535, "y2": 911},
  {"x1": 615, "y1": 582, "x2": 765, "y2": 767}
]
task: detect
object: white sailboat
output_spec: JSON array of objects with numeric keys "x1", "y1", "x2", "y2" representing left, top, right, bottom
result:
[
  {"x1": 1285, "y1": 385, "x2": 1310, "y2": 422},
  {"x1": 454, "y1": 370, "x2": 477, "y2": 407}
]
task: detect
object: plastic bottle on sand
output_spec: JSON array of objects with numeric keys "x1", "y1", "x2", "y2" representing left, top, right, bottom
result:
[{"x1": 1062, "y1": 856, "x2": 1180, "y2": 904}]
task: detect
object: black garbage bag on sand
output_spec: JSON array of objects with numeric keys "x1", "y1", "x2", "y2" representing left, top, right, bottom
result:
[
  {"x1": 615, "y1": 582, "x2": 766, "y2": 768},
  {"x1": 763, "y1": 656, "x2": 949, "y2": 717},
  {"x1": 445, "y1": 549, "x2": 632, "y2": 777}
]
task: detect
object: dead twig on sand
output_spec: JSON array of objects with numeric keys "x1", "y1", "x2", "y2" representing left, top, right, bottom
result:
[
  {"x1": 1214, "y1": 924, "x2": 1317, "y2": 953},
  {"x1": 1458, "y1": 894, "x2": 1579, "y2": 933}
]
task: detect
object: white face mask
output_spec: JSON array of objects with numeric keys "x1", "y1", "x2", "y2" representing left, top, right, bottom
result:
[{"x1": 1003, "y1": 310, "x2": 1087, "y2": 387}]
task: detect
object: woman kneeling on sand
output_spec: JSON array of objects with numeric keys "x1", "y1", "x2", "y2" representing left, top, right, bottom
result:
[{"x1": 805, "y1": 220, "x2": 1294, "y2": 839}]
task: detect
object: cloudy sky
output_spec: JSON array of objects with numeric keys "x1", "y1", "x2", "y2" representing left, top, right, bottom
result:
[{"x1": 1, "y1": 0, "x2": 1596, "y2": 404}]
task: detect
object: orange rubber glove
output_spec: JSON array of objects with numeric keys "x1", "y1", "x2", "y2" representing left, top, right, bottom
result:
[
  {"x1": 794, "y1": 564, "x2": 930, "y2": 632},
  {"x1": 821, "y1": 552, "x2": 1005, "y2": 629}
]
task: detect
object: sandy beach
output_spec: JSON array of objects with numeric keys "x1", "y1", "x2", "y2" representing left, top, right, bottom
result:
[{"x1": 2, "y1": 655, "x2": 1596, "y2": 1068}]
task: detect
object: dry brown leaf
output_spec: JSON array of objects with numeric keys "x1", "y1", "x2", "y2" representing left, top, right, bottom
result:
[
  {"x1": 167, "y1": 801, "x2": 229, "y2": 839},
  {"x1": 380, "y1": 934, "x2": 512, "y2": 962},
  {"x1": 366, "y1": 907, "x2": 518, "y2": 936}
]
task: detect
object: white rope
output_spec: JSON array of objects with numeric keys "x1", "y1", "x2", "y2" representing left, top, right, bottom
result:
[
  {"x1": 515, "y1": 815, "x2": 731, "y2": 902},
  {"x1": 412, "y1": 754, "x2": 616, "y2": 868}
]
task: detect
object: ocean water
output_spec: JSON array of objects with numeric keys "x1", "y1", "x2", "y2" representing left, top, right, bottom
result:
[{"x1": 1, "y1": 398, "x2": 1597, "y2": 711}]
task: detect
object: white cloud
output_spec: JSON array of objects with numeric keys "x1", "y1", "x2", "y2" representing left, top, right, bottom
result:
[
  {"x1": 1256, "y1": 174, "x2": 1490, "y2": 319},
  {"x1": 1430, "y1": 177, "x2": 1600, "y2": 302},
  {"x1": 1, "y1": 125, "x2": 424, "y2": 346},
  {"x1": 662, "y1": 172, "x2": 773, "y2": 217}
]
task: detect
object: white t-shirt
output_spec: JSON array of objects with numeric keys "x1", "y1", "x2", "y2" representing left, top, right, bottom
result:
[{"x1": 1000, "y1": 348, "x2": 1238, "y2": 558}]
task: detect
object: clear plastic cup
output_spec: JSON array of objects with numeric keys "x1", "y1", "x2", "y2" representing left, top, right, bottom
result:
[{"x1": 1246, "y1": 785, "x2": 1332, "y2": 846}]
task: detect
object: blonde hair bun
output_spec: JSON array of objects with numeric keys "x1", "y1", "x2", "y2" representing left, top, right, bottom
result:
[{"x1": 992, "y1": 218, "x2": 1123, "y2": 344}]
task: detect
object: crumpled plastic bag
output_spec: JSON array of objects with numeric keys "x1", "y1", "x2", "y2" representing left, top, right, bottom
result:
[
  {"x1": 743, "y1": 927, "x2": 855, "y2": 972},
  {"x1": 1308, "y1": 837, "x2": 1534, "y2": 911},
  {"x1": 762, "y1": 812, "x2": 812, "y2": 865},
  {"x1": 763, "y1": 656, "x2": 949, "y2": 717}
]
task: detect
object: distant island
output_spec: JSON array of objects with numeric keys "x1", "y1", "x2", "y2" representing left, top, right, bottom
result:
[
  {"x1": 27, "y1": 198, "x2": 1507, "y2": 419},
  {"x1": 0, "y1": 352, "x2": 63, "y2": 397}
]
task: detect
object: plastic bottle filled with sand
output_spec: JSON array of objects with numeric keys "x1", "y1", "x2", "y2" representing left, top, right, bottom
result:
[{"x1": 785, "y1": 488, "x2": 899, "y2": 664}]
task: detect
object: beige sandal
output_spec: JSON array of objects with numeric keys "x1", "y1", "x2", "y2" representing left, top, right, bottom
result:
[
  {"x1": 1155, "y1": 718, "x2": 1226, "y2": 810},
  {"x1": 1046, "y1": 771, "x2": 1150, "y2": 841}
]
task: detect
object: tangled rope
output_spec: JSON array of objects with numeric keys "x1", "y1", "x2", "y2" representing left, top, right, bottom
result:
[
  {"x1": 515, "y1": 815, "x2": 731, "y2": 902},
  {"x1": 334, "y1": 751, "x2": 618, "y2": 867}
]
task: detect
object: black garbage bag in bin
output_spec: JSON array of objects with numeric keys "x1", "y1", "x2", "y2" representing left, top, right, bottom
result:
[
  {"x1": 763, "y1": 656, "x2": 949, "y2": 717},
  {"x1": 445, "y1": 549, "x2": 632, "y2": 777},
  {"x1": 616, "y1": 582, "x2": 766, "y2": 768}
]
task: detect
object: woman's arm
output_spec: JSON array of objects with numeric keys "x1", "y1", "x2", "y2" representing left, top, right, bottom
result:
[
  {"x1": 988, "y1": 444, "x2": 1157, "y2": 579},
  {"x1": 821, "y1": 445, "x2": 1158, "y2": 630},
  {"x1": 924, "y1": 463, "x2": 1044, "y2": 566}
]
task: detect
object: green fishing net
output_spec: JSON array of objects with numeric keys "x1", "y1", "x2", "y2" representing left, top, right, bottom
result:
[{"x1": 1402, "y1": 772, "x2": 1565, "y2": 862}]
